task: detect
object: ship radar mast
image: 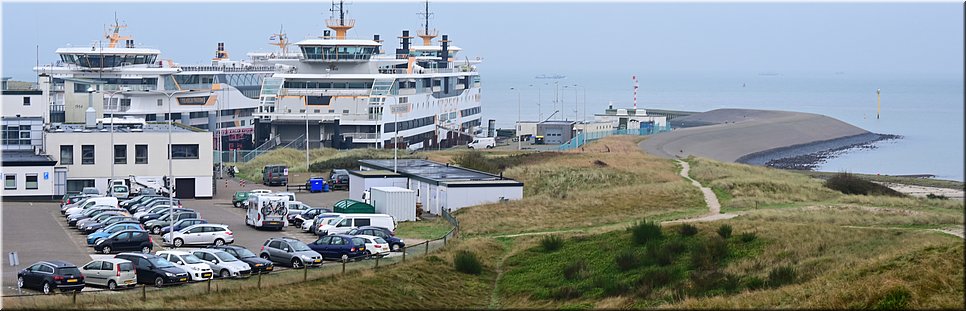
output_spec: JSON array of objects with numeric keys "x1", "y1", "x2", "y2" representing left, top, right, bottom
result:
[
  {"x1": 103, "y1": 13, "x2": 131, "y2": 48},
  {"x1": 416, "y1": 0, "x2": 438, "y2": 46},
  {"x1": 325, "y1": 0, "x2": 355, "y2": 40},
  {"x1": 269, "y1": 25, "x2": 290, "y2": 55}
]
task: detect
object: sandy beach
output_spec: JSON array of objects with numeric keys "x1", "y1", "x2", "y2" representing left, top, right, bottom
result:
[{"x1": 639, "y1": 108, "x2": 878, "y2": 164}]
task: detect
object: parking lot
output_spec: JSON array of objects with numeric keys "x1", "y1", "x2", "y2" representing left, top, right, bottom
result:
[{"x1": 1, "y1": 177, "x2": 410, "y2": 295}]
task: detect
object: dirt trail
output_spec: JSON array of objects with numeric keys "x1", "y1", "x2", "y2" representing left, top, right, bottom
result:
[{"x1": 668, "y1": 159, "x2": 740, "y2": 223}]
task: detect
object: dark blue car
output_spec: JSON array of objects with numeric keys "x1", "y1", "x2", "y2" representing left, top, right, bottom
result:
[
  {"x1": 87, "y1": 223, "x2": 144, "y2": 245},
  {"x1": 307, "y1": 234, "x2": 367, "y2": 262},
  {"x1": 346, "y1": 226, "x2": 405, "y2": 252}
]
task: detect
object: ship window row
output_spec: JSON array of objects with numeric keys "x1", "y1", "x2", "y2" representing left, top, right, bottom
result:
[
  {"x1": 461, "y1": 119, "x2": 481, "y2": 130},
  {"x1": 460, "y1": 107, "x2": 481, "y2": 117},
  {"x1": 219, "y1": 73, "x2": 268, "y2": 87},
  {"x1": 439, "y1": 111, "x2": 459, "y2": 122},
  {"x1": 283, "y1": 81, "x2": 373, "y2": 89},
  {"x1": 60, "y1": 54, "x2": 157, "y2": 67},
  {"x1": 384, "y1": 115, "x2": 436, "y2": 133},
  {"x1": 300, "y1": 46, "x2": 376, "y2": 61}
]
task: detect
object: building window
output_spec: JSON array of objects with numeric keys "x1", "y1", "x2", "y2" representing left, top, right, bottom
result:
[
  {"x1": 135, "y1": 145, "x2": 148, "y2": 164},
  {"x1": 170, "y1": 144, "x2": 199, "y2": 159},
  {"x1": 25, "y1": 174, "x2": 38, "y2": 190},
  {"x1": 145, "y1": 114, "x2": 157, "y2": 122},
  {"x1": 4, "y1": 174, "x2": 15, "y2": 190},
  {"x1": 23, "y1": 97, "x2": 30, "y2": 106},
  {"x1": 60, "y1": 145, "x2": 73, "y2": 165},
  {"x1": 114, "y1": 145, "x2": 127, "y2": 164},
  {"x1": 2, "y1": 125, "x2": 31, "y2": 145},
  {"x1": 81, "y1": 145, "x2": 95, "y2": 165}
]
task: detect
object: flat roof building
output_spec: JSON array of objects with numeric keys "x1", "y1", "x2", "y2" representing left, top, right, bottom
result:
[{"x1": 349, "y1": 159, "x2": 523, "y2": 215}]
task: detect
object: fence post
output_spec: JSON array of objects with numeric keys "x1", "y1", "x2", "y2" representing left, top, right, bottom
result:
[
  {"x1": 257, "y1": 271, "x2": 262, "y2": 289},
  {"x1": 141, "y1": 284, "x2": 146, "y2": 302},
  {"x1": 207, "y1": 278, "x2": 211, "y2": 293},
  {"x1": 402, "y1": 247, "x2": 406, "y2": 262},
  {"x1": 72, "y1": 289, "x2": 77, "y2": 304},
  {"x1": 425, "y1": 242, "x2": 429, "y2": 255},
  {"x1": 375, "y1": 256, "x2": 380, "y2": 268},
  {"x1": 341, "y1": 260, "x2": 346, "y2": 275},
  {"x1": 303, "y1": 264, "x2": 308, "y2": 281},
  {"x1": 443, "y1": 234, "x2": 447, "y2": 246}
]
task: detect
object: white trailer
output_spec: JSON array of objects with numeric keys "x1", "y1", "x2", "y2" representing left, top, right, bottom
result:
[
  {"x1": 245, "y1": 194, "x2": 289, "y2": 230},
  {"x1": 369, "y1": 187, "x2": 417, "y2": 222}
]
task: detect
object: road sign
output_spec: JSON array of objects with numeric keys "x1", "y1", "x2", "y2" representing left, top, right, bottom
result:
[
  {"x1": 389, "y1": 103, "x2": 411, "y2": 115},
  {"x1": 9, "y1": 252, "x2": 19, "y2": 266},
  {"x1": 43, "y1": 172, "x2": 49, "y2": 180}
]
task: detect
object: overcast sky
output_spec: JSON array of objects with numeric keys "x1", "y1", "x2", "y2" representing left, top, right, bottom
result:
[{"x1": 2, "y1": 2, "x2": 962, "y2": 80}]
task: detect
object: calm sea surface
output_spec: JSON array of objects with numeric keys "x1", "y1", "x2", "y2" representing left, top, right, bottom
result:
[{"x1": 478, "y1": 71, "x2": 964, "y2": 181}]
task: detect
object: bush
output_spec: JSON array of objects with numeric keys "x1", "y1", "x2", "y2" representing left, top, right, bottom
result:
[
  {"x1": 926, "y1": 193, "x2": 949, "y2": 200},
  {"x1": 717, "y1": 224, "x2": 733, "y2": 239},
  {"x1": 615, "y1": 251, "x2": 641, "y2": 271},
  {"x1": 451, "y1": 151, "x2": 497, "y2": 173},
  {"x1": 678, "y1": 224, "x2": 699, "y2": 237},
  {"x1": 690, "y1": 236, "x2": 729, "y2": 269},
  {"x1": 825, "y1": 172, "x2": 904, "y2": 196},
  {"x1": 874, "y1": 286, "x2": 912, "y2": 310},
  {"x1": 540, "y1": 235, "x2": 564, "y2": 252},
  {"x1": 593, "y1": 275, "x2": 630, "y2": 297},
  {"x1": 767, "y1": 265, "x2": 797, "y2": 288},
  {"x1": 645, "y1": 243, "x2": 675, "y2": 266},
  {"x1": 563, "y1": 260, "x2": 589, "y2": 280},
  {"x1": 738, "y1": 232, "x2": 757, "y2": 243},
  {"x1": 453, "y1": 250, "x2": 483, "y2": 275},
  {"x1": 740, "y1": 276, "x2": 766, "y2": 290},
  {"x1": 638, "y1": 266, "x2": 675, "y2": 289},
  {"x1": 551, "y1": 286, "x2": 583, "y2": 300},
  {"x1": 630, "y1": 221, "x2": 663, "y2": 245}
]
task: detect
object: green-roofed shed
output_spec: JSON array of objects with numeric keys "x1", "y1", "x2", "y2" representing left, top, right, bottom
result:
[{"x1": 332, "y1": 199, "x2": 375, "y2": 214}]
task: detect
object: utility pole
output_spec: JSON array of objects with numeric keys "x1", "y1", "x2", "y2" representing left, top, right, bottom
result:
[
  {"x1": 510, "y1": 88, "x2": 521, "y2": 150},
  {"x1": 150, "y1": 89, "x2": 188, "y2": 243},
  {"x1": 876, "y1": 88, "x2": 881, "y2": 119}
]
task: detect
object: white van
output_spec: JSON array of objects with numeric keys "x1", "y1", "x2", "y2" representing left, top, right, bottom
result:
[
  {"x1": 109, "y1": 184, "x2": 130, "y2": 199},
  {"x1": 274, "y1": 192, "x2": 296, "y2": 202},
  {"x1": 245, "y1": 194, "x2": 289, "y2": 230},
  {"x1": 64, "y1": 197, "x2": 120, "y2": 215},
  {"x1": 316, "y1": 214, "x2": 396, "y2": 236},
  {"x1": 467, "y1": 137, "x2": 496, "y2": 149}
]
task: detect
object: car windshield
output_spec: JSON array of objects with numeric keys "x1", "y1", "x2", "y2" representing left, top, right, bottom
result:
[
  {"x1": 56, "y1": 267, "x2": 82, "y2": 275},
  {"x1": 147, "y1": 257, "x2": 175, "y2": 268},
  {"x1": 234, "y1": 248, "x2": 256, "y2": 258},
  {"x1": 181, "y1": 254, "x2": 204, "y2": 264},
  {"x1": 214, "y1": 252, "x2": 239, "y2": 262},
  {"x1": 289, "y1": 240, "x2": 312, "y2": 252}
]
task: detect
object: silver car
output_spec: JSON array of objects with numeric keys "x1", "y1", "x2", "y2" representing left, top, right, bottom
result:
[
  {"x1": 189, "y1": 249, "x2": 252, "y2": 278},
  {"x1": 79, "y1": 258, "x2": 137, "y2": 290},
  {"x1": 259, "y1": 237, "x2": 322, "y2": 269}
]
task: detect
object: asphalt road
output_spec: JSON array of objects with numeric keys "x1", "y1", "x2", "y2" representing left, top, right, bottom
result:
[{"x1": 1, "y1": 178, "x2": 378, "y2": 295}]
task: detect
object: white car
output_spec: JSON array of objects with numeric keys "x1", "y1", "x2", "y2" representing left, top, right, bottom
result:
[
  {"x1": 355, "y1": 235, "x2": 390, "y2": 258},
  {"x1": 156, "y1": 250, "x2": 213, "y2": 281},
  {"x1": 162, "y1": 224, "x2": 234, "y2": 247},
  {"x1": 249, "y1": 189, "x2": 272, "y2": 195},
  {"x1": 188, "y1": 249, "x2": 252, "y2": 279},
  {"x1": 300, "y1": 218, "x2": 316, "y2": 232}
]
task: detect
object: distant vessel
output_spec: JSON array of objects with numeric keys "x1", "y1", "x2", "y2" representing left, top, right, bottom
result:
[{"x1": 535, "y1": 74, "x2": 566, "y2": 79}]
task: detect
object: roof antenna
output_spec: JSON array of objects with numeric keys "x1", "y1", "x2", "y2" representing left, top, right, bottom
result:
[
  {"x1": 417, "y1": 0, "x2": 437, "y2": 46},
  {"x1": 326, "y1": 0, "x2": 354, "y2": 39}
]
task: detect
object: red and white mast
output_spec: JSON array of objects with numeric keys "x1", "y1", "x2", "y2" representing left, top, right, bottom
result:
[{"x1": 632, "y1": 75, "x2": 639, "y2": 109}]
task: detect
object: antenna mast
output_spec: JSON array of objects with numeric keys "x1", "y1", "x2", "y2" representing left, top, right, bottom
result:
[
  {"x1": 416, "y1": 0, "x2": 438, "y2": 46},
  {"x1": 269, "y1": 25, "x2": 289, "y2": 55},
  {"x1": 632, "y1": 75, "x2": 639, "y2": 109},
  {"x1": 325, "y1": 0, "x2": 355, "y2": 39},
  {"x1": 104, "y1": 12, "x2": 131, "y2": 48}
]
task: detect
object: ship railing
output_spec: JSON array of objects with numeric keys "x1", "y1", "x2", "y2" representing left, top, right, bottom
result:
[
  {"x1": 340, "y1": 113, "x2": 382, "y2": 122},
  {"x1": 179, "y1": 65, "x2": 278, "y2": 72},
  {"x1": 342, "y1": 132, "x2": 380, "y2": 141},
  {"x1": 376, "y1": 67, "x2": 467, "y2": 75},
  {"x1": 100, "y1": 84, "x2": 157, "y2": 92}
]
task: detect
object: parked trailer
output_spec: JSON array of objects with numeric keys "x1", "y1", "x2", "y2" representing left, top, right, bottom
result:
[
  {"x1": 369, "y1": 187, "x2": 417, "y2": 222},
  {"x1": 245, "y1": 194, "x2": 289, "y2": 230}
]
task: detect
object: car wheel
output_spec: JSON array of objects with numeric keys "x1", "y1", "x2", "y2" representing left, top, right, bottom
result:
[
  {"x1": 141, "y1": 246, "x2": 151, "y2": 254},
  {"x1": 340, "y1": 254, "x2": 349, "y2": 262},
  {"x1": 260, "y1": 254, "x2": 271, "y2": 261},
  {"x1": 154, "y1": 277, "x2": 164, "y2": 288},
  {"x1": 214, "y1": 238, "x2": 225, "y2": 246},
  {"x1": 291, "y1": 258, "x2": 303, "y2": 269},
  {"x1": 220, "y1": 269, "x2": 231, "y2": 278},
  {"x1": 233, "y1": 202, "x2": 240, "y2": 208},
  {"x1": 16, "y1": 276, "x2": 23, "y2": 288},
  {"x1": 42, "y1": 282, "x2": 52, "y2": 295},
  {"x1": 173, "y1": 238, "x2": 184, "y2": 248},
  {"x1": 391, "y1": 244, "x2": 401, "y2": 252},
  {"x1": 108, "y1": 280, "x2": 117, "y2": 291},
  {"x1": 102, "y1": 245, "x2": 112, "y2": 254},
  {"x1": 152, "y1": 226, "x2": 161, "y2": 234}
]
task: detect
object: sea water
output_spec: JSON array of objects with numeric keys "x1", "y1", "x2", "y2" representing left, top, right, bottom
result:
[{"x1": 478, "y1": 70, "x2": 964, "y2": 181}]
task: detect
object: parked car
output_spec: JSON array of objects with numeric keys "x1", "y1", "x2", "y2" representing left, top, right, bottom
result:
[
  {"x1": 143, "y1": 210, "x2": 198, "y2": 233},
  {"x1": 208, "y1": 245, "x2": 274, "y2": 274},
  {"x1": 354, "y1": 234, "x2": 390, "y2": 258},
  {"x1": 467, "y1": 137, "x2": 496, "y2": 149},
  {"x1": 73, "y1": 209, "x2": 129, "y2": 228},
  {"x1": 64, "y1": 197, "x2": 119, "y2": 215},
  {"x1": 232, "y1": 191, "x2": 250, "y2": 208},
  {"x1": 249, "y1": 189, "x2": 272, "y2": 195},
  {"x1": 60, "y1": 192, "x2": 86, "y2": 209},
  {"x1": 82, "y1": 187, "x2": 101, "y2": 195},
  {"x1": 69, "y1": 207, "x2": 126, "y2": 226},
  {"x1": 156, "y1": 251, "x2": 213, "y2": 281},
  {"x1": 307, "y1": 234, "x2": 368, "y2": 262},
  {"x1": 79, "y1": 258, "x2": 137, "y2": 290},
  {"x1": 347, "y1": 226, "x2": 406, "y2": 252},
  {"x1": 189, "y1": 249, "x2": 252, "y2": 278},
  {"x1": 109, "y1": 184, "x2": 130, "y2": 199},
  {"x1": 308, "y1": 213, "x2": 343, "y2": 234},
  {"x1": 120, "y1": 195, "x2": 161, "y2": 211},
  {"x1": 289, "y1": 208, "x2": 328, "y2": 227},
  {"x1": 262, "y1": 164, "x2": 289, "y2": 186},
  {"x1": 87, "y1": 223, "x2": 144, "y2": 246},
  {"x1": 329, "y1": 169, "x2": 349, "y2": 190},
  {"x1": 138, "y1": 207, "x2": 193, "y2": 224},
  {"x1": 81, "y1": 216, "x2": 139, "y2": 233},
  {"x1": 162, "y1": 224, "x2": 234, "y2": 247},
  {"x1": 94, "y1": 230, "x2": 153, "y2": 254},
  {"x1": 133, "y1": 205, "x2": 175, "y2": 220},
  {"x1": 160, "y1": 218, "x2": 208, "y2": 234},
  {"x1": 130, "y1": 198, "x2": 181, "y2": 214},
  {"x1": 316, "y1": 214, "x2": 397, "y2": 237},
  {"x1": 259, "y1": 237, "x2": 322, "y2": 268},
  {"x1": 17, "y1": 260, "x2": 85, "y2": 294},
  {"x1": 114, "y1": 253, "x2": 189, "y2": 287},
  {"x1": 61, "y1": 195, "x2": 103, "y2": 214}
]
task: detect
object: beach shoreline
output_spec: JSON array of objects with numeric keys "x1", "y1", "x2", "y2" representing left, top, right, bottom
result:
[{"x1": 737, "y1": 132, "x2": 902, "y2": 170}]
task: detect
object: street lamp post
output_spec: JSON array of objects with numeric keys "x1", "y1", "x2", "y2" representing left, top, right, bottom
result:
[
  {"x1": 150, "y1": 89, "x2": 188, "y2": 247},
  {"x1": 510, "y1": 87, "x2": 521, "y2": 150},
  {"x1": 529, "y1": 84, "x2": 541, "y2": 122},
  {"x1": 103, "y1": 90, "x2": 124, "y2": 184},
  {"x1": 571, "y1": 84, "x2": 585, "y2": 122}
]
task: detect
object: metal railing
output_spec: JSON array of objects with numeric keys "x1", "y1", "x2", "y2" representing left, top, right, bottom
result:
[
  {"x1": 100, "y1": 84, "x2": 156, "y2": 92},
  {"x1": 558, "y1": 124, "x2": 672, "y2": 151},
  {"x1": 341, "y1": 132, "x2": 380, "y2": 140},
  {"x1": 179, "y1": 65, "x2": 278, "y2": 72}
]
